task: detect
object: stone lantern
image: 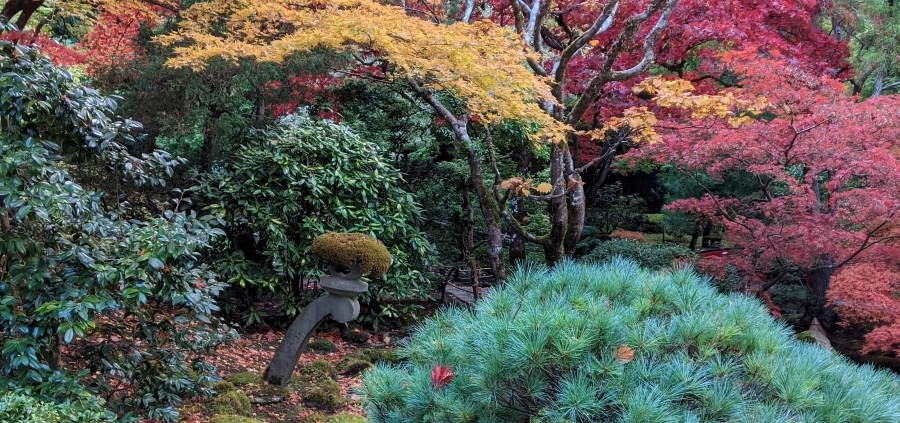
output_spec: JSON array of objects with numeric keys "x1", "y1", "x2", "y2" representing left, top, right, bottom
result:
[{"x1": 263, "y1": 232, "x2": 391, "y2": 386}]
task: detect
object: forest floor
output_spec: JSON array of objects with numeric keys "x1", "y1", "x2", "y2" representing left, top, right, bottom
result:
[{"x1": 179, "y1": 323, "x2": 398, "y2": 423}]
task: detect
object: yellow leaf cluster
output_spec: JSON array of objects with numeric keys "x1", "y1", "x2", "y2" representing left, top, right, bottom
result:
[
  {"x1": 158, "y1": 0, "x2": 568, "y2": 141},
  {"x1": 595, "y1": 107, "x2": 662, "y2": 144},
  {"x1": 633, "y1": 77, "x2": 768, "y2": 128},
  {"x1": 499, "y1": 177, "x2": 552, "y2": 197}
]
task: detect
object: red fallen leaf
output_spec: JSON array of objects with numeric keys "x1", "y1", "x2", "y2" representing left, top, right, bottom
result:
[{"x1": 431, "y1": 363, "x2": 453, "y2": 389}]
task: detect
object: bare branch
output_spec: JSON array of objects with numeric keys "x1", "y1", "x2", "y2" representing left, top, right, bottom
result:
[{"x1": 565, "y1": 0, "x2": 679, "y2": 125}]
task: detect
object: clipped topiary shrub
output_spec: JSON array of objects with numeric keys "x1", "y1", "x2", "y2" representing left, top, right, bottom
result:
[
  {"x1": 311, "y1": 232, "x2": 392, "y2": 278},
  {"x1": 580, "y1": 238, "x2": 695, "y2": 270},
  {"x1": 360, "y1": 259, "x2": 900, "y2": 422}
]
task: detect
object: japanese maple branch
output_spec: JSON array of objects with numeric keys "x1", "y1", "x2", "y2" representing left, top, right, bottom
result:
[{"x1": 565, "y1": 0, "x2": 679, "y2": 126}]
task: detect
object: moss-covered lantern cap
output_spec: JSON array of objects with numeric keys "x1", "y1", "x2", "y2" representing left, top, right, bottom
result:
[{"x1": 310, "y1": 232, "x2": 392, "y2": 278}]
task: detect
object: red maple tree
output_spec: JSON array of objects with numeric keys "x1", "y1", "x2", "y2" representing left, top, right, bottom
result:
[{"x1": 633, "y1": 49, "x2": 900, "y2": 353}]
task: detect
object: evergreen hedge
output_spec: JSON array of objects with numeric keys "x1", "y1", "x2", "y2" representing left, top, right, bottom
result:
[{"x1": 360, "y1": 259, "x2": 900, "y2": 422}]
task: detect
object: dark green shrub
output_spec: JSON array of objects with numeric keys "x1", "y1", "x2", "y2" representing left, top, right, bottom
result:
[
  {"x1": 579, "y1": 238, "x2": 695, "y2": 270},
  {"x1": 360, "y1": 260, "x2": 900, "y2": 422},
  {"x1": 0, "y1": 393, "x2": 113, "y2": 423},
  {"x1": 0, "y1": 42, "x2": 235, "y2": 422},
  {"x1": 195, "y1": 112, "x2": 435, "y2": 325}
]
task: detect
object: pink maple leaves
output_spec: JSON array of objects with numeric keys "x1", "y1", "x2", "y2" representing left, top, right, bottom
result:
[{"x1": 430, "y1": 363, "x2": 453, "y2": 389}]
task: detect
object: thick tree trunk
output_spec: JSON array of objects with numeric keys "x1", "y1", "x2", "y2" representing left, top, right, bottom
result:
[
  {"x1": 543, "y1": 143, "x2": 569, "y2": 266},
  {"x1": 688, "y1": 224, "x2": 700, "y2": 250},
  {"x1": 0, "y1": 0, "x2": 44, "y2": 29},
  {"x1": 809, "y1": 254, "x2": 836, "y2": 331}
]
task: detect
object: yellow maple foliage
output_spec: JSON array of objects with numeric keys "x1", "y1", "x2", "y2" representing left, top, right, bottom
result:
[
  {"x1": 633, "y1": 77, "x2": 768, "y2": 128},
  {"x1": 499, "y1": 177, "x2": 552, "y2": 197},
  {"x1": 158, "y1": 0, "x2": 568, "y2": 141}
]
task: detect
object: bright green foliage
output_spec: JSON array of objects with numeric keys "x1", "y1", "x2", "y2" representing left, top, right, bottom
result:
[
  {"x1": 195, "y1": 111, "x2": 434, "y2": 323},
  {"x1": 0, "y1": 393, "x2": 112, "y2": 423},
  {"x1": 579, "y1": 239, "x2": 695, "y2": 271},
  {"x1": 0, "y1": 43, "x2": 235, "y2": 422},
  {"x1": 361, "y1": 260, "x2": 900, "y2": 422}
]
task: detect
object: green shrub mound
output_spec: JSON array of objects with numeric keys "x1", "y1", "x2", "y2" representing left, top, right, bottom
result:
[
  {"x1": 579, "y1": 238, "x2": 695, "y2": 270},
  {"x1": 360, "y1": 260, "x2": 900, "y2": 422},
  {"x1": 0, "y1": 393, "x2": 113, "y2": 423}
]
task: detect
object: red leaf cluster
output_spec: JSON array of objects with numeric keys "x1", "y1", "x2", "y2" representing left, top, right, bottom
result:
[
  {"x1": 634, "y1": 50, "x2": 900, "y2": 354},
  {"x1": 0, "y1": 31, "x2": 85, "y2": 67},
  {"x1": 430, "y1": 363, "x2": 453, "y2": 389}
]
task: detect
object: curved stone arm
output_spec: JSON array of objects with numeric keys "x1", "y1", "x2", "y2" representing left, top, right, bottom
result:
[{"x1": 262, "y1": 294, "x2": 360, "y2": 386}]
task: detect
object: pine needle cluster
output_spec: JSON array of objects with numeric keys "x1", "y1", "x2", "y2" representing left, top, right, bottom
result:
[{"x1": 360, "y1": 259, "x2": 900, "y2": 422}]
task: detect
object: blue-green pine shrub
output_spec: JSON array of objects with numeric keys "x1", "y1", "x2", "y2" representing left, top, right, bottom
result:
[{"x1": 360, "y1": 259, "x2": 900, "y2": 422}]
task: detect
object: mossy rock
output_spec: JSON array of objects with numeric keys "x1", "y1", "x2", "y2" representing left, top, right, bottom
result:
[
  {"x1": 336, "y1": 348, "x2": 397, "y2": 375},
  {"x1": 214, "y1": 381, "x2": 237, "y2": 393},
  {"x1": 336, "y1": 357, "x2": 372, "y2": 376},
  {"x1": 224, "y1": 371, "x2": 261, "y2": 386},
  {"x1": 340, "y1": 326, "x2": 372, "y2": 344},
  {"x1": 298, "y1": 412, "x2": 366, "y2": 423},
  {"x1": 354, "y1": 348, "x2": 398, "y2": 365},
  {"x1": 209, "y1": 390, "x2": 252, "y2": 417},
  {"x1": 303, "y1": 379, "x2": 344, "y2": 410},
  {"x1": 310, "y1": 232, "x2": 391, "y2": 278},
  {"x1": 209, "y1": 415, "x2": 263, "y2": 423},
  {"x1": 302, "y1": 359, "x2": 338, "y2": 380},
  {"x1": 307, "y1": 337, "x2": 338, "y2": 353}
]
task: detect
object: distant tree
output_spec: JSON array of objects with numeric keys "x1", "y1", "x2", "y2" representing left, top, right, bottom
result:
[{"x1": 634, "y1": 50, "x2": 900, "y2": 339}]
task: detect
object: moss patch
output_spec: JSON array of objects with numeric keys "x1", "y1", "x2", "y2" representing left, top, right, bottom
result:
[
  {"x1": 297, "y1": 412, "x2": 366, "y2": 423},
  {"x1": 310, "y1": 232, "x2": 392, "y2": 278},
  {"x1": 209, "y1": 390, "x2": 252, "y2": 416},
  {"x1": 336, "y1": 358, "x2": 372, "y2": 376},
  {"x1": 214, "y1": 381, "x2": 237, "y2": 393},
  {"x1": 303, "y1": 379, "x2": 344, "y2": 410},
  {"x1": 209, "y1": 415, "x2": 263, "y2": 423},
  {"x1": 299, "y1": 359, "x2": 338, "y2": 381},
  {"x1": 224, "y1": 371, "x2": 261, "y2": 386},
  {"x1": 340, "y1": 326, "x2": 372, "y2": 344},
  {"x1": 307, "y1": 337, "x2": 338, "y2": 353}
]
